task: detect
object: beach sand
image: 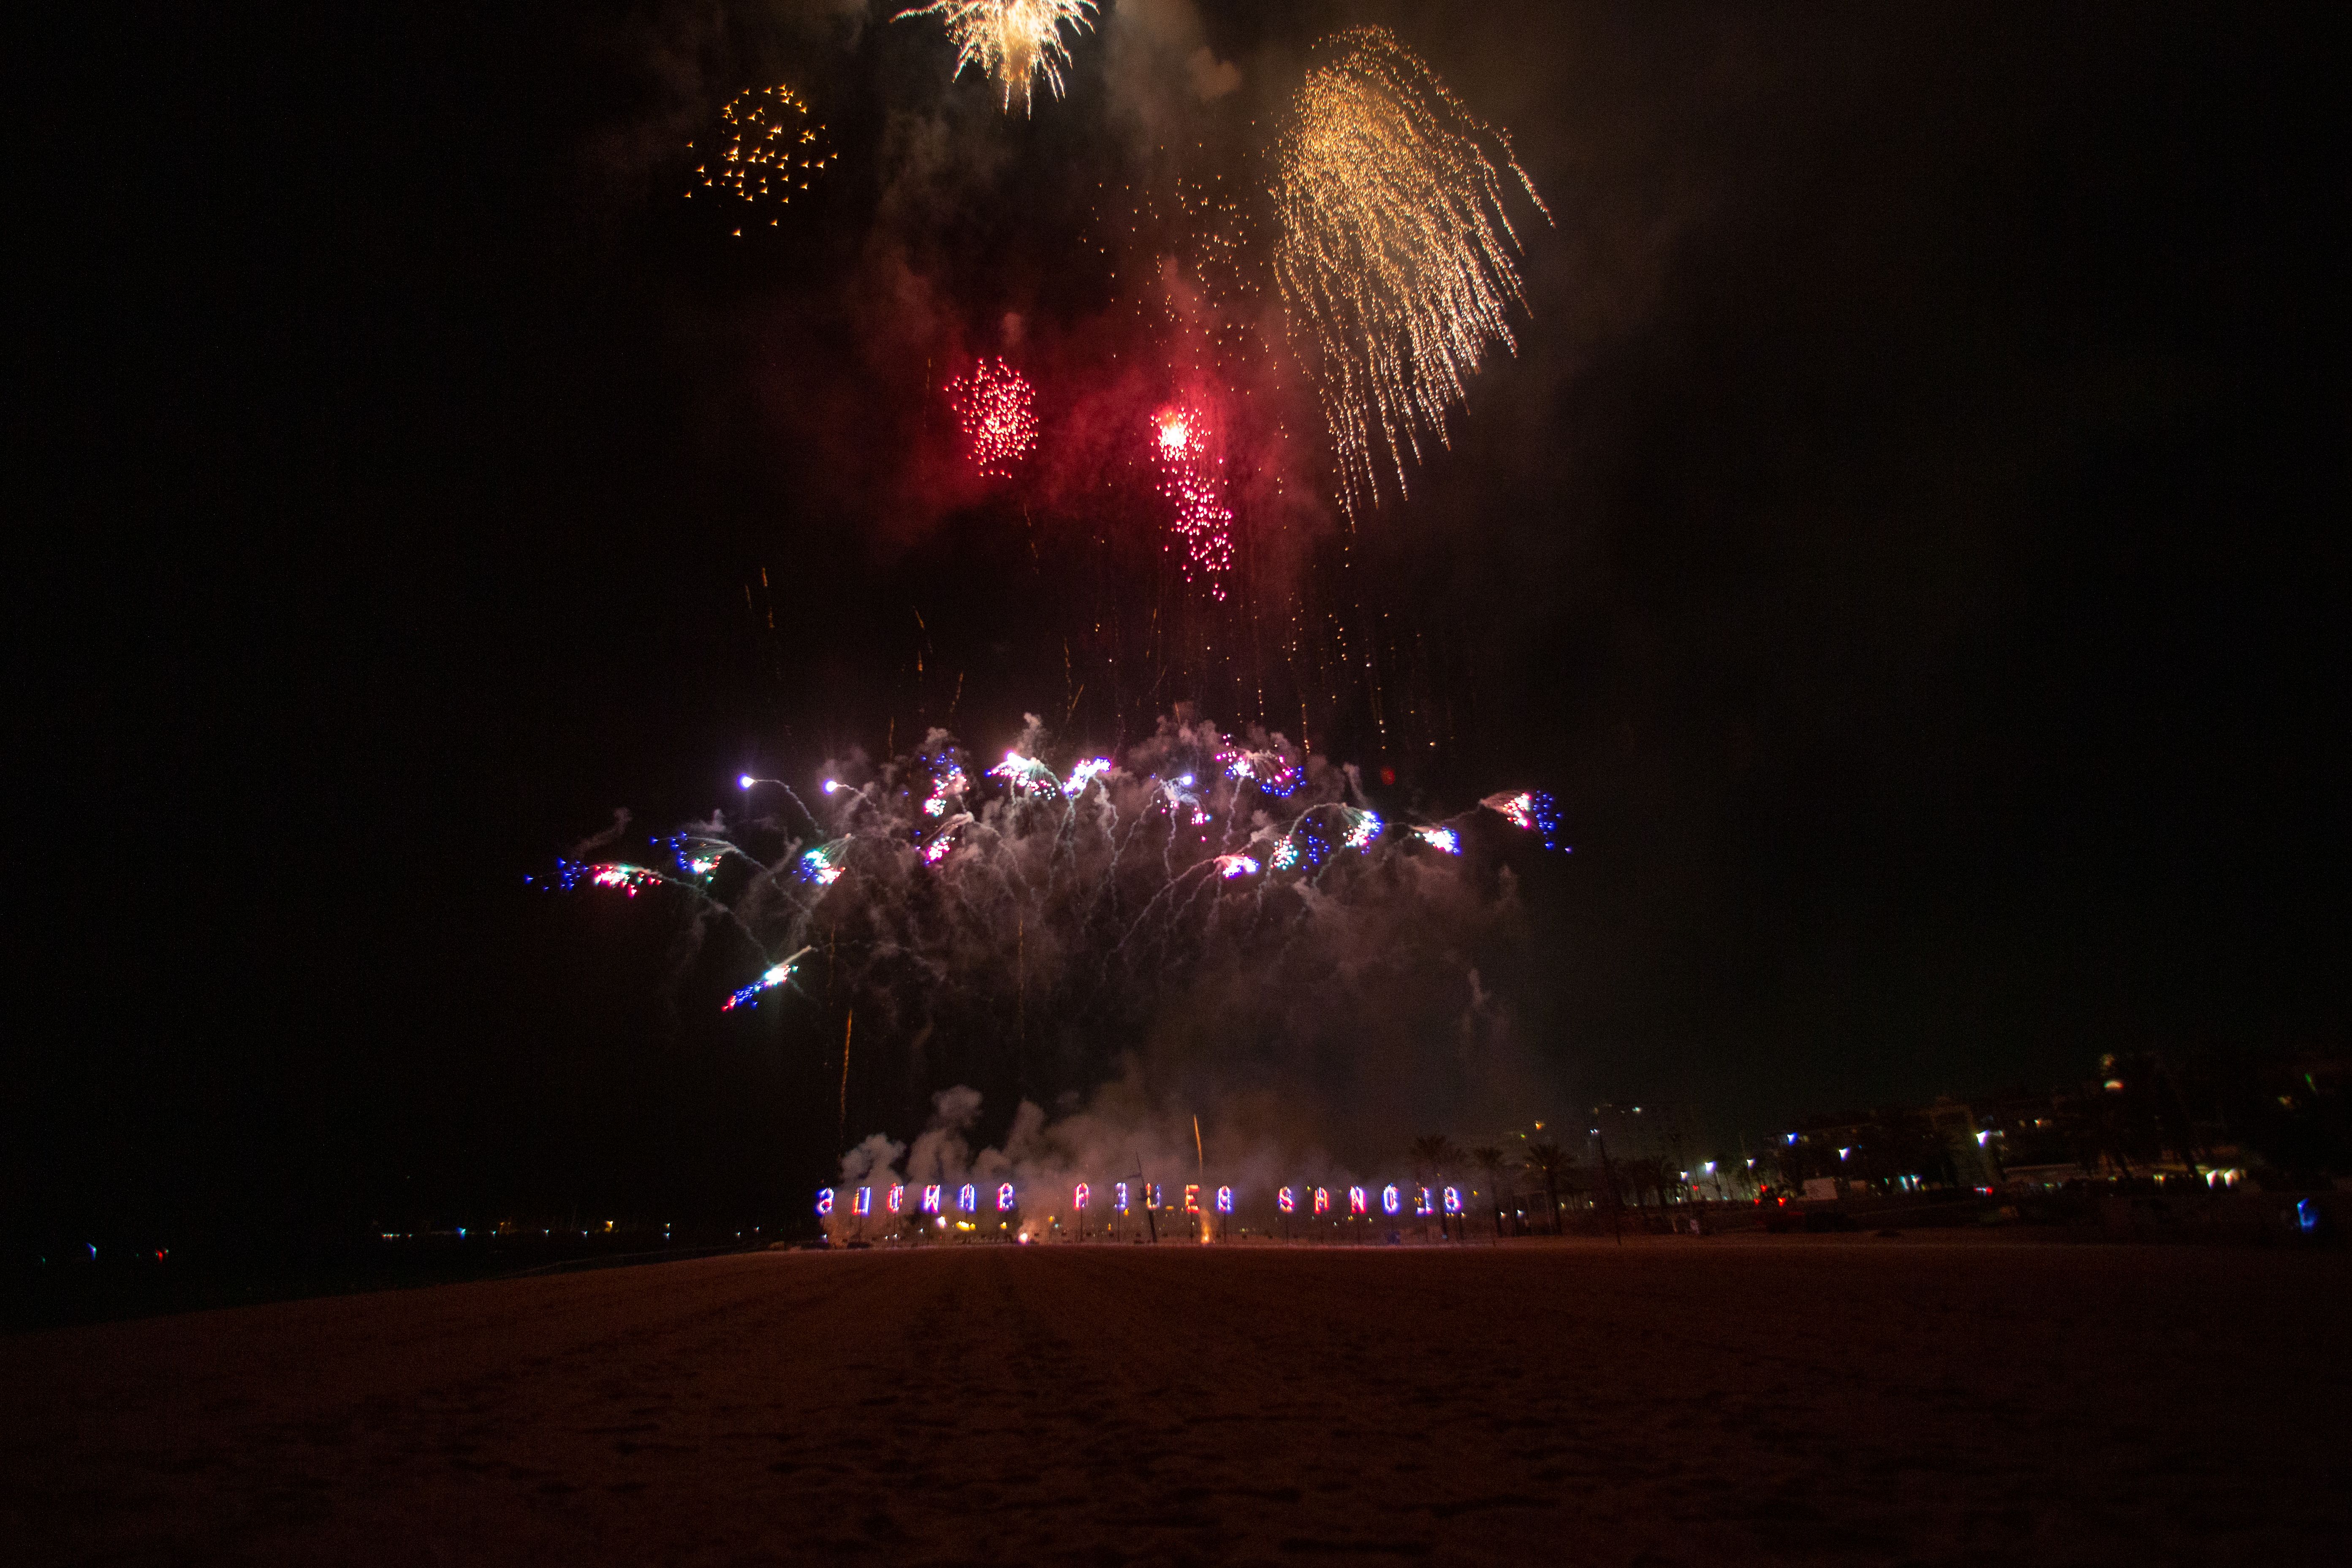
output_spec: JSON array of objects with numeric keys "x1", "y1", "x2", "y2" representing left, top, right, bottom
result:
[{"x1": 4, "y1": 1235, "x2": 2344, "y2": 1563}]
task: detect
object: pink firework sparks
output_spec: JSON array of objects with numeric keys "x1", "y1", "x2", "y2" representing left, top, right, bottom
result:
[
  {"x1": 946, "y1": 357, "x2": 1038, "y2": 477},
  {"x1": 1150, "y1": 403, "x2": 1233, "y2": 600}
]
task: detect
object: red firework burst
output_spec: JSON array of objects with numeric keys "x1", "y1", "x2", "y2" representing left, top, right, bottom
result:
[
  {"x1": 1150, "y1": 403, "x2": 1233, "y2": 599},
  {"x1": 946, "y1": 358, "x2": 1038, "y2": 478}
]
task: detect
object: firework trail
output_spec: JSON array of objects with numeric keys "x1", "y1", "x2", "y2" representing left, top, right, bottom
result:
[
  {"x1": 946, "y1": 358, "x2": 1039, "y2": 478},
  {"x1": 897, "y1": 0, "x2": 1098, "y2": 116},
  {"x1": 685, "y1": 85, "x2": 836, "y2": 229},
  {"x1": 1273, "y1": 26, "x2": 1552, "y2": 520},
  {"x1": 1150, "y1": 404, "x2": 1234, "y2": 600}
]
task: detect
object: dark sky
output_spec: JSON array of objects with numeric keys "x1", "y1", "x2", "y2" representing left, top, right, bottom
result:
[{"x1": 17, "y1": 2, "x2": 2345, "y2": 1239}]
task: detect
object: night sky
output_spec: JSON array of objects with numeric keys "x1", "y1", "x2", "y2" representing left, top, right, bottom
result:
[{"x1": 19, "y1": 3, "x2": 2344, "y2": 1242}]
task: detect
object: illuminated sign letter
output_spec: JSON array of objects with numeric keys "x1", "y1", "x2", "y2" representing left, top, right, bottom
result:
[
  {"x1": 1443, "y1": 1186, "x2": 1462, "y2": 1214},
  {"x1": 1146, "y1": 1183, "x2": 1162, "y2": 1209},
  {"x1": 815, "y1": 1188, "x2": 834, "y2": 1216},
  {"x1": 997, "y1": 1182, "x2": 1016, "y2": 1211},
  {"x1": 1313, "y1": 1187, "x2": 1331, "y2": 1215},
  {"x1": 958, "y1": 1183, "x2": 978, "y2": 1213},
  {"x1": 1278, "y1": 1187, "x2": 1296, "y2": 1214},
  {"x1": 1074, "y1": 1182, "x2": 1091, "y2": 1211},
  {"x1": 1415, "y1": 1187, "x2": 1434, "y2": 1216},
  {"x1": 921, "y1": 1184, "x2": 942, "y2": 1214},
  {"x1": 888, "y1": 1184, "x2": 905, "y2": 1214},
  {"x1": 1184, "y1": 1184, "x2": 1201, "y2": 1215},
  {"x1": 1349, "y1": 1186, "x2": 1368, "y2": 1215},
  {"x1": 1216, "y1": 1186, "x2": 1233, "y2": 1214},
  {"x1": 1382, "y1": 1184, "x2": 1401, "y2": 1215},
  {"x1": 853, "y1": 1187, "x2": 872, "y2": 1216},
  {"x1": 1114, "y1": 1182, "x2": 1130, "y2": 1212}
]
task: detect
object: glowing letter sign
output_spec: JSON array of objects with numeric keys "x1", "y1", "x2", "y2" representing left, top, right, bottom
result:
[
  {"x1": 997, "y1": 1182, "x2": 1016, "y2": 1212},
  {"x1": 853, "y1": 1187, "x2": 872, "y2": 1216},
  {"x1": 1382, "y1": 1185, "x2": 1401, "y2": 1215},
  {"x1": 921, "y1": 1185, "x2": 942, "y2": 1214},
  {"x1": 1074, "y1": 1182, "x2": 1091, "y2": 1211},
  {"x1": 1184, "y1": 1184, "x2": 1201, "y2": 1215},
  {"x1": 815, "y1": 1188, "x2": 834, "y2": 1216},
  {"x1": 1279, "y1": 1186, "x2": 1296, "y2": 1213},
  {"x1": 1443, "y1": 1186, "x2": 1462, "y2": 1214},
  {"x1": 1146, "y1": 1183, "x2": 1163, "y2": 1209},
  {"x1": 958, "y1": 1184, "x2": 978, "y2": 1213},
  {"x1": 888, "y1": 1184, "x2": 905, "y2": 1214},
  {"x1": 1415, "y1": 1187, "x2": 1434, "y2": 1216},
  {"x1": 1216, "y1": 1186, "x2": 1233, "y2": 1214},
  {"x1": 1349, "y1": 1187, "x2": 1369, "y2": 1215},
  {"x1": 1314, "y1": 1187, "x2": 1331, "y2": 1214},
  {"x1": 1114, "y1": 1182, "x2": 1130, "y2": 1212}
]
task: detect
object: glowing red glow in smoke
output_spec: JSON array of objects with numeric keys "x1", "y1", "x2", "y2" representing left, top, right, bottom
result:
[
  {"x1": 946, "y1": 357, "x2": 1039, "y2": 478},
  {"x1": 1149, "y1": 401, "x2": 1233, "y2": 600}
]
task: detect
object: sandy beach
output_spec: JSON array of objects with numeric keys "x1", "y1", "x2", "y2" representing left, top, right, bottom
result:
[{"x1": 5, "y1": 1236, "x2": 2344, "y2": 1564}]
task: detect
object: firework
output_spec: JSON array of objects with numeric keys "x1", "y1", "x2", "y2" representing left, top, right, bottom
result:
[
  {"x1": 989, "y1": 750, "x2": 1060, "y2": 798},
  {"x1": 1226, "y1": 748, "x2": 1304, "y2": 797},
  {"x1": 946, "y1": 358, "x2": 1038, "y2": 478},
  {"x1": 1413, "y1": 825, "x2": 1461, "y2": 855},
  {"x1": 721, "y1": 947, "x2": 812, "y2": 1012},
  {"x1": 1150, "y1": 404, "x2": 1234, "y2": 599},
  {"x1": 1273, "y1": 26, "x2": 1551, "y2": 518},
  {"x1": 664, "y1": 834, "x2": 731, "y2": 877},
  {"x1": 1479, "y1": 789, "x2": 1567, "y2": 850},
  {"x1": 547, "y1": 714, "x2": 1564, "y2": 1073},
  {"x1": 686, "y1": 85, "x2": 836, "y2": 225},
  {"x1": 549, "y1": 861, "x2": 665, "y2": 897},
  {"x1": 923, "y1": 764, "x2": 969, "y2": 818},
  {"x1": 921, "y1": 816, "x2": 970, "y2": 865},
  {"x1": 896, "y1": 0, "x2": 1097, "y2": 115},
  {"x1": 799, "y1": 841, "x2": 850, "y2": 886}
]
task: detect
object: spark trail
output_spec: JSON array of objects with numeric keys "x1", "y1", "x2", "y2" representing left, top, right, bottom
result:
[{"x1": 1273, "y1": 26, "x2": 1552, "y2": 520}]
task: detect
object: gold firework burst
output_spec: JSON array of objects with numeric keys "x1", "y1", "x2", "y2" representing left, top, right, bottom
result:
[
  {"x1": 1273, "y1": 27, "x2": 1551, "y2": 519},
  {"x1": 896, "y1": 0, "x2": 1098, "y2": 116},
  {"x1": 686, "y1": 84, "x2": 836, "y2": 223}
]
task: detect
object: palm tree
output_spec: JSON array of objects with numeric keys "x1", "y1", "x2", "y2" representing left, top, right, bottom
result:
[
  {"x1": 1409, "y1": 1134, "x2": 1459, "y2": 1179},
  {"x1": 1470, "y1": 1146, "x2": 1510, "y2": 1238},
  {"x1": 1617, "y1": 1155, "x2": 1669, "y2": 1228},
  {"x1": 1521, "y1": 1143, "x2": 1575, "y2": 1234},
  {"x1": 1410, "y1": 1134, "x2": 1463, "y2": 1238}
]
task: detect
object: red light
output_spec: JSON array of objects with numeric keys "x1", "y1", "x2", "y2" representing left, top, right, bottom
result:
[{"x1": 1379, "y1": 766, "x2": 1396, "y2": 785}]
